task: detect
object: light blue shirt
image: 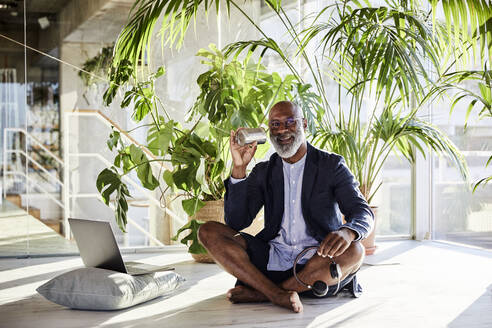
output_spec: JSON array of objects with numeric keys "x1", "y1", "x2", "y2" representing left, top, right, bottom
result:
[{"x1": 230, "y1": 153, "x2": 319, "y2": 271}]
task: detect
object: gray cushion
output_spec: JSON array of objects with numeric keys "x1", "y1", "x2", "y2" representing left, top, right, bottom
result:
[{"x1": 36, "y1": 267, "x2": 185, "y2": 310}]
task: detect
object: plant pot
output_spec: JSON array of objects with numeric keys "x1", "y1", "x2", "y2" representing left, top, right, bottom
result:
[
  {"x1": 361, "y1": 206, "x2": 378, "y2": 255},
  {"x1": 189, "y1": 199, "x2": 224, "y2": 263}
]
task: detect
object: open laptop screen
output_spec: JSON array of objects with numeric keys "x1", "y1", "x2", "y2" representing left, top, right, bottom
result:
[{"x1": 68, "y1": 218, "x2": 127, "y2": 273}]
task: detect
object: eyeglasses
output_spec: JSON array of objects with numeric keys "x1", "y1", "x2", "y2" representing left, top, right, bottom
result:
[{"x1": 268, "y1": 117, "x2": 303, "y2": 130}]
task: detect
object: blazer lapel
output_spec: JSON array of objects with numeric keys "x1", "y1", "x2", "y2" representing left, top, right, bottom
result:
[
  {"x1": 301, "y1": 143, "x2": 318, "y2": 219},
  {"x1": 270, "y1": 155, "x2": 284, "y2": 232}
]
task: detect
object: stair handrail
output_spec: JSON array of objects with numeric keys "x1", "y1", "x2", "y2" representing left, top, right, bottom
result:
[
  {"x1": 67, "y1": 109, "x2": 170, "y2": 170},
  {"x1": 64, "y1": 110, "x2": 188, "y2": 243},
  {"x1": 72, "y1": 152, "x2": 186, "y2": 226},
  {"x1": 3, "y1": 128, "x2": 64, "y2": 206},
  {"x1": 5, "y1": 149, "x2": 63, "y2": 187},
  {"x1": 5, "y1": 128, "x2": 64, "y2": 166},
  {"x1": 5, "y1": 171, "x2": 64, "y2": 209}
]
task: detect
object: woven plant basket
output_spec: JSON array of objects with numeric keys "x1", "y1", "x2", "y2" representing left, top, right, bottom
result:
[{"x1": 189, "y1": 199, "x2": 224, "y2": 263}]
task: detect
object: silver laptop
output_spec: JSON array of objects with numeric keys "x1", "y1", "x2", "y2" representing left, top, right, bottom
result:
[{"x1": 68, "y1": 218, "x2": 174, "y2": 275}]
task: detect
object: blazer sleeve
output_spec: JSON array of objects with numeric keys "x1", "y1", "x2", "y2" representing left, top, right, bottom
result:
[
  {"x1": 224, "y1": 165, "x2": 265, "y2": 232},
  {"x1": 332, "y1": 156, "x2": 374, "y2": 241}
]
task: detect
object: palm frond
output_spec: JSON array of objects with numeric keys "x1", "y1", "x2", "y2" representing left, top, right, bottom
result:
[
  {"x1": 112, "y1": 0, "x2": 231, "y2": 74},
  {"x1": 301, "y1": 5, "x2": 441, "y2": 107},
  {"x1": 431, "y1": 0, "x2": 492, "y2": 65},
  {"x1": 425, "y1": 68, "x2": 492, "y2": 125},
  {"x1": 395, "y1": 118, "x2": 469, "y2": 181}
]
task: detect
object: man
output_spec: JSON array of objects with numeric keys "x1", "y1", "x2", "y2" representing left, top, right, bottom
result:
[{"x1": 198, "y1": 101, "x2": 374, "y2": 313}]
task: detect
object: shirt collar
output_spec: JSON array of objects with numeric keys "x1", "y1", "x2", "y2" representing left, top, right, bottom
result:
[{"x1": 282, "y1": 152, "x2": 307, "y2": 169}]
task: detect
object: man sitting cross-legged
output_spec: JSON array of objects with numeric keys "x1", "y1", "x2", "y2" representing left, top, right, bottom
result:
[{"x1": 198, "y1": 101, "x2": 374, "y2": 313}]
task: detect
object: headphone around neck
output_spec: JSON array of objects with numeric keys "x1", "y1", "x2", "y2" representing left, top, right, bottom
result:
[{"x1": 292, "y1": 246, "x2": 342, "y2": 297}]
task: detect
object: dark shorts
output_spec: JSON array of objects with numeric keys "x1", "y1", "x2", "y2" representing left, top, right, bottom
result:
[{"x1": 237, "y1": 232, "x2": 362, "y2": 298}]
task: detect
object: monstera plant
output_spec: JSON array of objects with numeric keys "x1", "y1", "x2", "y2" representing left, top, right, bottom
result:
[
  {"x1": 96, "y1": 45, "x2": 318, "y2": 254},
  {"x1": 98, "y1": 0, "x2": 490, "y2": 250}
]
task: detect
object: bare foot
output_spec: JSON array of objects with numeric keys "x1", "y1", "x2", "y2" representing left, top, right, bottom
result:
[
  {"x1": 271, "y1": 291, "x2": 303, "y2": 313},
  {"x1": 227, "y1": 286, "x2": 268, "y2": 303}
]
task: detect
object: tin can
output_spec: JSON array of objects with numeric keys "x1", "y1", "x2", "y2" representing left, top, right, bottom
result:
[{"x1": 235, "y1": 128, "x2": 267, "y2": 146}]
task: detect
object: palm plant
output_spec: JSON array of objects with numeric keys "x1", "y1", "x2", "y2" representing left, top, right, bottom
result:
[
  {"x1": 99, "y1": 0, "x2": 492, "y2": 236},
  {"x1": 295, "y1": 3, "x2": 469, "y2": 202},
  {"x1": 105, "y1": 0, "x2": 470, "y2": 203},
  {"x1": 428, "y1": 0, "x2": 492, "y2": 189}
]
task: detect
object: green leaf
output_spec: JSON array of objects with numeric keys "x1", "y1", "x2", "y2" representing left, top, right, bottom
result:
[
  {"x1": 182, "y1": 197, "x2": 205, "y2": 217},
  {"x1": 97, "y1": 168, "x2": 119, "y2": 205},
  {"x1": 96, "y1": 167, "x2": 131, "y2": 232},
  {"x1": 129, "y1": 144, "x2": 159, "y2": 190},
  {"x1": 155, "y1": 66, "x2": 166, "y2": 78},
  {"x1": 107, "y1": 130, "x2": 120, "y2": 151},
  {"x1": 196, "y1": 158, "x2": 211, "y2": 195},
  {"x1": 103, "y1": 60, "x2": 133, "y2": 106},
  {"x1": 114, "y1": 154, "x2": 121, "y2": 167},
  {"x1": 133, "y1": 95, "x2": 152, "y2": 122},
  {"x1": 171, "y1": 219, "x2": 207, "y2": 254},
  {"x1": 172, "y1": 166, "x2": 197, "y2": 191},
  {"x1": 147, "y1": 121, "x2": 173, "y2": 156},
  {"x1": 195, "y1": 121, "x2": 210, "y2": 139},
  {"x1": 163, "y1": 169, "x2": 175, "y2": 190}
]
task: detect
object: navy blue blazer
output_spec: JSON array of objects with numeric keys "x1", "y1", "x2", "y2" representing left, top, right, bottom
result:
[{"x1": 224, "y1": 143, "x2": 374, "y2": 243}]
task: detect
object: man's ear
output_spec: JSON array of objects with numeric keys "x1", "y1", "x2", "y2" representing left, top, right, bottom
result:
[{"x1": 303, "y1": 118, "x2": 307, "y2": 129}]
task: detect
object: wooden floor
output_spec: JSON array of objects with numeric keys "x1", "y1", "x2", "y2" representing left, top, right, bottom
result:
[{"x1": 0, "y1": 240, "x2": 491, "y2": 328}]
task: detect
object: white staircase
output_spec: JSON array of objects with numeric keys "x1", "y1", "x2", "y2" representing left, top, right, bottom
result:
[{"x1": 2, "y1": 111, "x2": 188, "y2": 248}]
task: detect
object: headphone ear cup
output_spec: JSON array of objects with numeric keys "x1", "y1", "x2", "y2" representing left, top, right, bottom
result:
[{"x1": 312, "y1": 280, "x2": 328, "y2": 297}]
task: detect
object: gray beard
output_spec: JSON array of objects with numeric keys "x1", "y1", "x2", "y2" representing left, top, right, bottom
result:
[{"x1": 269, "y1": 124, "x2": 305, "y2": 159}]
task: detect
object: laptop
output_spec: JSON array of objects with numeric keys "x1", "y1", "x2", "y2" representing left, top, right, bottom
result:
[{"x1": 68, "y1": 218, "x2": 174, "y2": 275}]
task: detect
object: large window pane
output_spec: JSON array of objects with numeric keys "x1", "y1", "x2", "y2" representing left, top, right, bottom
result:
[
  {"x1": 432, "y1": 106, "x2": 492, "y2": 249},
  {"x1": 1, "y1": 0, "x2": 29, "y2": 257}
]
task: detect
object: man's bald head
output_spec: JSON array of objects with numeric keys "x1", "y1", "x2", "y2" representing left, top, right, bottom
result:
[{"x1": 269, "y1": 101, "x2": 303, "y2": 120}]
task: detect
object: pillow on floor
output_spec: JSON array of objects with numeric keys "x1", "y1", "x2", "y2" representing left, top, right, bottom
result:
[{"x1": 37, "y1": 267, "x2": 185, "y2": 310}]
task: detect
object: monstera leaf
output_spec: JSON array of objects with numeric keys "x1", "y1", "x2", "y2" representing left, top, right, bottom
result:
[
  {"x1": 171, "y1": 219, "x2": 207, "y2": 254},
  {"x1": 96, "y1": 167, "x2": 131, "y2": 232}
]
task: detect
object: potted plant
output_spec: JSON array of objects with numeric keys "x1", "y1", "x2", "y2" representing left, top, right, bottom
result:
[
  {"x1": 96, "y1": 45, "x2": 317, "y2": 261},
  {"x1": 78, "y1": 44, "x2": 114, "y2": 105},
  {"x1": 101, "y1": 0, "x2": 490, "y2": 254}
]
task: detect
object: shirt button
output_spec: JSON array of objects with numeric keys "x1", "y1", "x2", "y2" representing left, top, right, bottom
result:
[
  {"x1": 292, "y1": 200, "x2": 295, "y2": 203},
  {"x1": 293, "y1": 180, "x2": 296, "y2": 184}
]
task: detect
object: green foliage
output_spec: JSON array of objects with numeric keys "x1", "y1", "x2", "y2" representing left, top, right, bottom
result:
[
  {"x1": 147, "y1": 118, "x2": 174, "y2": 156},
  {"x1": 96, "y1": 167, "x2": 130, "y2": 232},
  {"x1": 430, "y1": 0, "x2": 492, "y2": 67},
  {"x1": 167, "y1": 130, "x2": 225, "y2": 200},
  {"x1": 129, "y1": 144, "x2": 160, "y2": 190},
  {"x1": 304, "y1": 5, "x2": 440, "y2": 107},
  {"x1": 120, "y1": 67, "x2": 165, "y2": 122},
  {"x1": 181, "y1": 198, "x2": 206, "y2": 217},
  {"x1": 101, "y1": 0, "x2": 491, "y2": 238},
  {"x1": 103, "y1": 59, "x2": 134, "y2": 106},
  {"x1": 111, "y1": 0, "x2": 235, "y2": 76},
  {"x1": 171, "y1": 219, "x2": 207, "y2": 254},
  {"x1": 427, "y1": 68, "x2": 492, "y2": 190},
  {"x1": 78, "y1": 45, "x2": 114, "y2": 86},
  {"x1": 192, "y1": 44, "x2": 321, "y2": 135}
]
